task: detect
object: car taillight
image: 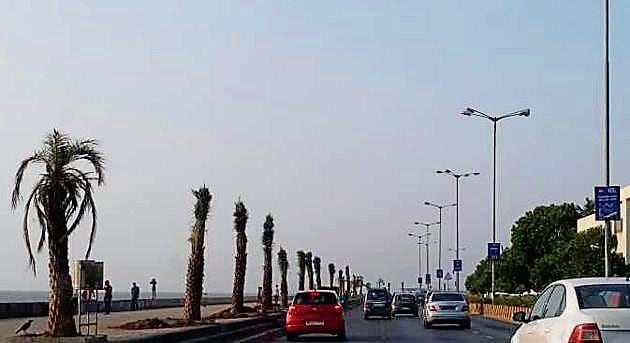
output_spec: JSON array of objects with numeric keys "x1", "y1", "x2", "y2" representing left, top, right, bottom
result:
[
  {"x1": 429, "y1": 305, "x2": 437, "y2": 312},
  {"x1": 334, "y1": 305, "x2": 344, "y2": 314},
  {"x1": 568, "y1": 323, "x2": 602, "y2": 343},
  {"x1": 287, "y1": 305, "x2": 296, "y2": 316},
  {"x1": 462, "y1": 304, "x2": 469, "y2": 312}
]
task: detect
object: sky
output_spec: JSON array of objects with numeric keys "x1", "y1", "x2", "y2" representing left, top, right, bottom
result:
[{"x1": 0, "y1": 0, "x2": 629, "y2": 295}]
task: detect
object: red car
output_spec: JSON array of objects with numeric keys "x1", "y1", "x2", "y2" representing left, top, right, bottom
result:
[{"x1": 285, "y1": 290, "x2": 346, "y2": 341}]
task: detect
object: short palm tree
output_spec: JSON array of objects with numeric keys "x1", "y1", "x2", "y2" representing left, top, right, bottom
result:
[
  {"x1": 345, "y1": 266, "x2": 351, "y2": 296},
  {"x1": 183, "y1": 186, "x2": 212, "y2": 321},
  {"x1": 305, "y1": 252, "x2": 314, "y2": 290},
  {"x1": 11, "y1": 130, "x2": 105, "y2": 336},
  {"x1": 296, "y1": 251, "x2": 306, "y2": 291},
  {"x1": 313, "y1": 256, "x2": 322, "y2": 289},
  {"x1": 277, "y1": 248, "x2": 289, "y2": 308},
  {"x1": 231, "y1": 200, "x2": 249, "y2": 314},
  {"x1": 261, "y1": 214, "x2": 274, "y2": 312},
  {"x1": 338, "y1": 270, "x2": 344, "y2": 294},
  {"x1": 328, "y1": 263, "x2": 336, "y2": 288}
]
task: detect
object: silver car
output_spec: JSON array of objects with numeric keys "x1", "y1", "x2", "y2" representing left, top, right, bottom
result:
[{"x1": 423, "y1": 292, "x2": 470, "y2": 329}]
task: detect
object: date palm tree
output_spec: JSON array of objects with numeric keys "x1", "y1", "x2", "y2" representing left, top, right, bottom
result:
[
  {"x1": 297, "y1": 251, "x2": 306, "y2": 291},
  {"x1": 277, "y1": 248, "x2": 289, "y2": 308},
  {"x1": 231, "y1": 200, "x2": 248, "y2": 314},
  {"x1": 313, "y1": 256, "x2": 322, "y2": 289},
  {"x1": 345, "y1": 266, "x2": 351, "y2": 296},
  {"x1": 352, "y1": 275, "x2": 357, "y2": 296},
  {"x1": 338, "y1": 270, "x2": 344, "y2": 295},
  {"x1": 305, "y1": 252, "x2": 314, "y2": 290},
  {"x1": 261, "y1": 214, "x2": 274, "y2": 312},
  {"x1": 328, "y1": 263, "x2": 336, "y2": 288},
  {"x1": 11, "y1": 130, "x2": 105, "y2": 336},
  {"x1": 183, "y1": 186, "x2": 212, "y2": 320}
]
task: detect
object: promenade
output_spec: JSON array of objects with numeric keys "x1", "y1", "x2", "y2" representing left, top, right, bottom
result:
[{"x1": 1, "y1": 303, "x2": 246, "y2": 341}]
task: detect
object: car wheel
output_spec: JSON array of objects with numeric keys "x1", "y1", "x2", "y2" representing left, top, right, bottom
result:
[
  {"x1": 337, "y1": 329, "x2": 347, "y2": 341},
  {"x1": 286, "y1": 333, "x2": 299, "y2": 341},
  {"x1": 461, "y1": 320, "x2": 471, "y2": 329},
  {"x1": 363, "y1": 313, "x2": 369, "y2": 320}
]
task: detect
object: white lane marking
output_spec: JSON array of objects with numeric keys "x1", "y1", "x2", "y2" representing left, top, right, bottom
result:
[{"x1": 485, "y1": 335, "x2": 495, "y2": 340}]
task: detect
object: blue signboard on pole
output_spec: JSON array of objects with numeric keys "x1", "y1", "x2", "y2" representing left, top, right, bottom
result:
[
  {"x1": 488, "y1": 242, "x2": 501, "y2": 259},
  {"x1": 453, "y1": 259, "x2": 463, "y2": 272},
  {"x1": 595, "y1": 186, "x2": 621, "y2": 221},
  {"x1": 436, "y1": 269, "x2": 443, "y2": 279}
]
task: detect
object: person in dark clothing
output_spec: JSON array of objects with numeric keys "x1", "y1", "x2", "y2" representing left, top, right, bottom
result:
[
  {"x1": 104, "y1": 280, "x2": 113, "y2": 315},
  {"x1": 150, "y1": 278, "x2": 157, "y2": 301},
  {"x1": 131, "y1": 282, "x2": 140, "y2": 311}
]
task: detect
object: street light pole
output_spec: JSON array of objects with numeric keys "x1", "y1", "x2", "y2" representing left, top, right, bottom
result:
[
  {"x1": 460, "y1": 107, "x2": 530, "y2": 301},
  {"x1": 408, "y1": 232, "x2": 430, "y2": 288},
  {"x1": 413, "y1": 222, "x2": 439, "y2": 289},
  {"x1": 424, "y1": 202, "x2": 456, "y2": 291},
  {"x1": 436, "y1": 169, "x2": 480, "y2": 292},
  {"x1": 603, "y1": 0, "x2": 611, "y2": 278}
]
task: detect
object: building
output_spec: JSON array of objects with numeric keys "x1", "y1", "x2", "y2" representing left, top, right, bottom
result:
[{"x1": 577, "y1": 185, "x2": 629, "y2": 263}]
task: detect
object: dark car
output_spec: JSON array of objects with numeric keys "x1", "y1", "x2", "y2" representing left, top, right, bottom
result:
[
  {"x1": 391, "y1": 293, "x2": 419, "y2": 317},
  {"x1": 363, "y1": 288, "x2": 391, "y2": 319}
]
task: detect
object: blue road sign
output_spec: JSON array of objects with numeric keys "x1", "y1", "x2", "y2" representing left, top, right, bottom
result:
[
  {"x1": 488, "y1": 242, "x2": 501, "y2": 259},
  {"x1": 436, "y1": 269, "x2": 443, "y2": 279},
  {"x1": 425, "y1": 273, "x2": 431, "y2": 285},
  {"x1": 453, "y1": 259, "x2": 463, "y2": 272},
  {"x1": 595, "y1": 186, "x2": 621, "y2": 221}
]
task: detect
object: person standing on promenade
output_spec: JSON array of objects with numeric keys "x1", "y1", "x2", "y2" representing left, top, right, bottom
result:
[
  {"x1": 104, "y1": 280, "x2": 113, "y2": 315},
  {"x1": 130, "y1": 282, "x2": 140, "y2": 311},
  {"x1": 150, "y1": 278, "x2": 157, "y2": 301}
]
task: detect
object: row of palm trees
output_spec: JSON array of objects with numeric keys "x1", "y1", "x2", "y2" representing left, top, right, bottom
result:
[{"x1": 11, "y1": 130, "x2": 364, "y2": 336}]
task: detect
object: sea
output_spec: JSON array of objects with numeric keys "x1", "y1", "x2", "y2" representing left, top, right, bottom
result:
[{"x1": 0, "y1": 290, "x2": 234, "y2": 303}]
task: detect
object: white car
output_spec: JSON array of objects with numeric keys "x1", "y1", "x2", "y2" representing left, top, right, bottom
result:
[{"x1": 511, "y1": 277, "x2": 630, "y2": 343}]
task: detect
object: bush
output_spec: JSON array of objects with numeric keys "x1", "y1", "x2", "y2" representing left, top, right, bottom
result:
[{"x1": 468, "y1": 294, "x2": 535, "y2": 308}]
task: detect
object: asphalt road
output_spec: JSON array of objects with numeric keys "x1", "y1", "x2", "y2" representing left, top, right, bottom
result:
[{"x1": 267, "y1": 307, "x2": 519, "y2": 342}]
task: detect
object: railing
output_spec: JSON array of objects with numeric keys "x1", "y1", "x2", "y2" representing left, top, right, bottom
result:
[{"x1": 469, "y1": 303, "x2": 530, "y2": 323}]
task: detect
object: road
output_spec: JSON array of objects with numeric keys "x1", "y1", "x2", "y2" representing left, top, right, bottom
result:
[{"x1": 267, "y1": 307, "x2": 518, "y2": 342}]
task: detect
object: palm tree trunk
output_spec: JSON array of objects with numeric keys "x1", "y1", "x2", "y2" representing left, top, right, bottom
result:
[
  {"x1": 329, "y1": 271, "x2": 334, "y2": 288},
  {"x1": 183, "y1": 223, "x2": 205, "y2": 320},
  {"x1": 261, "y1": 247, "x2": 272, "y2": 311},
  {"x1": 280, "y1": 276, "x2": 288, "y2": 308},
  {"x1": 231, "y1": 232, "x2": 247, "y2": 314},
  {"x1": 47, "y1": 218, "x2": 77, "y2": 336}
]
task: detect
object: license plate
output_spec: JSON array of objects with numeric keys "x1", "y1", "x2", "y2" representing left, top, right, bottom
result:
[
  {"x1": 373, "y1": 304, "x2": 385, "y2": 308},
  {"x1": 440, "y1": 306, "x2": 456, "y2": 311},
  {"x1": 306, "y1": 321, "x2": 324, "y2": 326}
]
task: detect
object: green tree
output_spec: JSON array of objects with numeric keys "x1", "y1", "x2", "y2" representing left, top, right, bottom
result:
[
  {"x1": 183, "y1": 186, "x2": 212, "y2": 320},
  {"x1": 261, "y1": 214, "x2": 275, "y2": 312},
  {"x1": 231, "y1": 200, "x2": 249, "y2": 314},
  {"x1": 12, "y1": 130, "x2": 105, "y2": 336},
  {"x1": 277, "y1": 248, "x2": 289, "y2": 308}
]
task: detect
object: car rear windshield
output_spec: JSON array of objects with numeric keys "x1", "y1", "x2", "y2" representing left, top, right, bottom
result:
[
  {"x1": 367, "y1": 290, "x2": 388, "y2": 300},
  {"x1": 293, "y1": 292, "x2": 337, "y2": 305},
  {"x1": 395, "y1": 294, "x2": 415, "y2": 303},
  {"x1": 576, "y1": 284, "x2": 630, "y2": 309},
  {"x1": 430, "y1": 293, "x2": 465, "y2": 302}
]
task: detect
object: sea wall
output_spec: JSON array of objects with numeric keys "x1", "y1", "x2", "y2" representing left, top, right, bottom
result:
[{"x1": 0, "y1": 296, "x2": 257, "y2": 319}]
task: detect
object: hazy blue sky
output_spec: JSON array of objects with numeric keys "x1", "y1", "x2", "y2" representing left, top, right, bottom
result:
[{"x1": 1, "y1": 1, "x2": 629, "y2": 295}]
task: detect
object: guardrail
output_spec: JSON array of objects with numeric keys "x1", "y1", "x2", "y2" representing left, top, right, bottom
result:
[{"x1": 469, "y1": 303, "x2": 530, "y2": 323}]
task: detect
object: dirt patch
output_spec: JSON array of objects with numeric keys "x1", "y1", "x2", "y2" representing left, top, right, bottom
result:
[
  {"x1": 112, "y1": 317, "x2": 216, "y2": 330},
  {"x1": 203, "y1": 305, "x2": 261, "y2": 319}
]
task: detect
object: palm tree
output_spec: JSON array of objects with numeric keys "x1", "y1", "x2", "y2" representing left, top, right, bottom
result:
[
  {"x1": 352, "y1": 275, "x2": 357, "y2": 296},
  {"x1": 261, "y1": 214, "x2": 274, "y2": 312},
  {"x1": 296, "y1": 251, "x2": 306, "y2": 291},
  {"x1": 338, "y1": 270, "x2": 344, "y2": 295},
  {"x1": 313, "y1": 256, "x2": 322, "y2": 289},
  {"x1": 277, "y1": 248, "x2": 289, "y2": 308},
  {"x1": 183, "y1": 186, "x2": 212, "y2": 321},
  {"x1": 345, "y1": 266, "x2": 351, "y2": 296},
  {"x1": 231, "y1": 200, "x2": 249, "y2": 314},
  {"x1": 328, "y1": 263, "x2": 336, "y2": 288},
  {"x1": 305, "y1": 252, "x2": 314, "y2": 290},
  {"x1": 11, "y1": 130, "x2": 105, "y2": 336}
]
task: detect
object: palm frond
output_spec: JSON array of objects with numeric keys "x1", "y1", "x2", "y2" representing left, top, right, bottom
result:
[
  {"x1": 11, "y1": 155, "x2": 44, "y2": 209},
  {"x1": 192, "y1": 185, "x2": 212, "y2": 221},
  {"x1": 21, "y1": 184, "x2": 40, "y2": 275},
  {"x1": 69, "y1": 139, "x2": 106, "y2": 185},
  {"x1": 35, "y1": 202, "x2": 48, "y2": 252},
  {"x1": 262, "y1": 214, "x2": 274, "y2": 247},
  {"x1": 233, "y1": 200, "x2": 248, "y2": 233}
]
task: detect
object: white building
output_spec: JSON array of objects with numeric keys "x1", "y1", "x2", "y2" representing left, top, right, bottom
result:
[{"x1": 577, "y1": 185, "x2": 630, "y2": 263}]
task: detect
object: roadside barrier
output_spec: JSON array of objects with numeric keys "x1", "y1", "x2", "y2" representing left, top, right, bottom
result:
[{"x1": 469, "y1": 303, "x2": 530, "y2": 323}]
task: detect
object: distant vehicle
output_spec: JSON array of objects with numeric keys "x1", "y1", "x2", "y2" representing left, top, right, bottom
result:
[
  {"x1": 285, "y1": 290, "x2": 346, "y2": 341},
  {"x1": 423, "y1": 291, "x2": 470, "y2": 329},
  {"x1": 510, "y1": 277, "x2": 630, "y2": 343},
  {"x1": 391, "y1": 293, "x2": 419, "y2": 317},
  {"x1": 363, "y1": 288, "x2": 392, "y2": 319}
]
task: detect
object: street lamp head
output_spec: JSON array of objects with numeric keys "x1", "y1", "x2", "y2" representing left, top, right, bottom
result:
[
  {"x1": 444, "y1": 169, "x2": 452, "y2": 173},
  {"x1": 460, "y1": 107, "x2": 475, "y2": 116},
  {"x1": 436, "y1": 170, "x2": 443, "y2": 174},
  {"x1": 472, "y1": 172, "x2": 480, "y2": 176},
  {"x1": 408, "y1": 233, "x2": 413, "y2": 237},
  {"x1": 424, "y1": 201, "x2": 431, "y2": 206},
  {"x1": 413, "y1": 221, "x2": 420, "y2": 225},
  {"x1": 520, "y1": 108, "x2": 531, "y2": 117}
]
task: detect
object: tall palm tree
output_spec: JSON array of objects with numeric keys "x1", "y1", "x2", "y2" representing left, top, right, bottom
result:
[
  {"x1": 261, "y1": 214, "x2": 274, "y2": 312},
  {"x1": 328, "y1": 263, "x2": 336, "y2": 288},
  {"x1": 296, "y1": 251, "x2": 306, "y2": 291},
  {"x1": 345, "y1": 266, "x2": 351, "y2": 296},
  {"x1": 277, "y1": 248, "x2": 289, "y2": 308},
  {"x1": 338, "y1": 270, "x2": 344, "y2": 295},
  {"x1": 313, "y1": 256, "x2": 322, "y2": 289},
  {"x1": 352, "y1": 275, "x2": 357, "y2": 296},
  {"x1": 183, "y1": 186, "x2": 212, "y2": 321},
  {"x1": 305, "y1": 252, "x2": 314, "y2": 290},
  {"x1": 231, "y1": 200, "x2": 248, "y2": 314},
  {"x1": 11, "y1": 130, "x2": 105, "y2": 336}
]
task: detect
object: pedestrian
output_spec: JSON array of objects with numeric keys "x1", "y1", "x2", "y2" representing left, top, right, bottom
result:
[
  {"x1": 150, "y1": 278, "x2": 157, "y2": 301},
  {"x1": 104, "y1": 280, "x2": 113, "y2": 315},
  {"x1": 131, "y1": 282, "x2": 140, "y2": 311}
]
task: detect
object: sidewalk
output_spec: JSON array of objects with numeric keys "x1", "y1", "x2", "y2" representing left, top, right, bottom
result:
[{"x1": 1, "y1": 303, "x2": 248, "y2": 341}]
